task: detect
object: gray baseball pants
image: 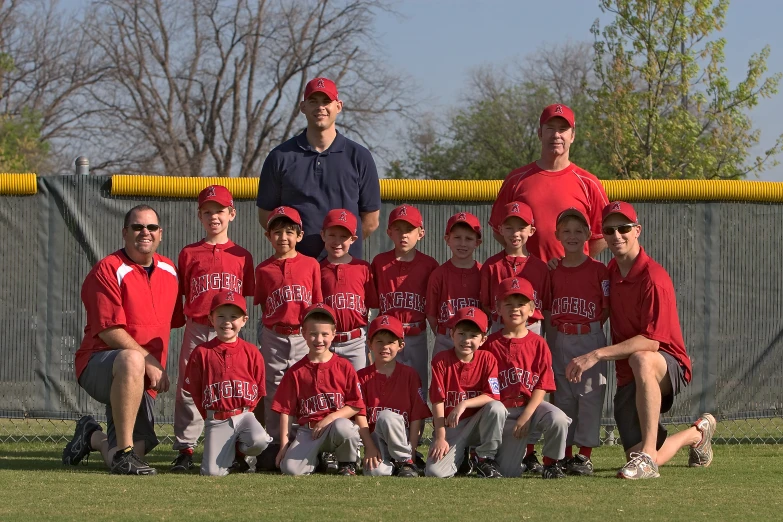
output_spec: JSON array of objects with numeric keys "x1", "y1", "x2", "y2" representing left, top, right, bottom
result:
[
  {"x1": 201, "y1": 411, "x2": 271, "y2": 476},
  {"x1": 280, "y1": 418, "x2": 361, "y2": 476},
  {"x1": 551, "y1": 323, "x2": 607, "y2": 448},
  {"x1": 173, "y1": 319, "x2": 215, "y2": 451},
  {"x1": 425, "y1": 400, "x2": 508, "y2": 478},
  {"x1": 258, "y1": 324, "x2": 308, "y2": 442},
  {"x1": 496, "y1": 402, "x2": 571, "y2": 477},
  {"x1": 330, "y1": 330, "x2": 367, "y2": 372},
  {"x1": 364, "y1": 410, "x2": 414, "y2": 477},
  {"x1": 397, "y1": 331, "x2": 429, "y2": 392}
]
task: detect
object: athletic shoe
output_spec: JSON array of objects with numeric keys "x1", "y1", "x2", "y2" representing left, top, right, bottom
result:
[
  {"x1": 475, "y1": 458, "x2": 503, "y2": 479},
  {"x1": 414, "y1": 450, "x2": 426, "y2": 471},
  {"x1": 337, "y1": 462, "x2": 357, "y2": 476},
  {"x1": 565, "y1": 454, "x2": 594, "y2": 476},
  {"x1": 458, "y1": 451, "x2": 475, "y2": 476},
  {"x1": 110, "y1": 448, "x2": 157, "y2": 475},
  {"x1": 617, "y1": 452, "x2": 659, "y2": 479},
  {"x1": 395, "y1": 459, "x2": 419, "y2": 478},
  {"x1": 317, "y1": 452, "x2": 339, "y2": 474},
  {"x1": 522, "y1": 451, "x2": 544, "y2": 474},
  {"x1": 542, "y1": 463, "x2": 567, "y2": 479},
  {"x1": 228, "y1": 456, "x2": 251, "y2": 473},
  {"x1": 62, "y1": 415, "x2": 102, "y2": 466},
  {"x1": 170, "y1": 452, "x2": 194, "y2": 473},
  {"x1": 689, "y1": 413, "x2": 717, "y2": 468}
]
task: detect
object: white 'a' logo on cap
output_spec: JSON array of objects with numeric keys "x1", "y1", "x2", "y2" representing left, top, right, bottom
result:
[
  {"x1": 225, "y1": 291, "x2": 235, "y2": 301},
  {"x1": 611, "y1": 202, "x2": 622, "y2": 211},
  {"x1": 511, "y1": 278, "x2": 520, "y2": 289},
  {"x1": 276, "y1": 206, "x2": 286, "y2": 215},
  {"x1": 398, "y1": 205, "x2": 407, "y2": 216},
  {"x1": 457, "y1": 212, "x2": 467, "y2": 221},
  {"x1": 206, "y1": 186, "x2": 216, "y2": 197},
  {"x1": 317, "y1": 78, "x2": 325, "y2": 88},
  {"x1": 339, "y1": 211, "x2": 347, "y2": 222},
  {"x1": 466, "y1": 307, "x2": 475, "y2": 317},
  {"x1": 380, "y1": 316, "x2": 389, "y2": 325},
  {"x1": 511, "y1": 203, "x2": 520, "y2": 213},
  {"x1": 555, "y1": 105, "x2": 563, "y2": 114}
]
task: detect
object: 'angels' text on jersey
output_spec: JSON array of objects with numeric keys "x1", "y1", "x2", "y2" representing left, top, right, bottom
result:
[
  {"x1": 439, "y1": 298, "x2": 481, "y2": 322},
  {"x1": 379, "y1": 292, "x2": 425, "y2": 314},
  {"x1": 445, "y1": 390, "x2": 482, "y2": 408},
  {"x1": 498, "y1": 367, "x2": 540, "y2": 392},
  {"x1": 266, "y1": 285, "x2": 312, "y2": 315},
  {"x1": 551, "y1": 297, "x2": 597, "y2": 319},
  {"x1": 299, "y1": 393, "x2": 345, "y2": 416},
  {"x1": 202, "y1": 380, "x2": 259, "y2": 409},
  {"x1": 191, "y1": 273, "x2": 243, "y2": 302},
  {"x1": 367, "y1": 406, "x2": 410, "y2": 427},
  {"x1": 325, "y1": 292, "x2": 367, "y2": 316}
]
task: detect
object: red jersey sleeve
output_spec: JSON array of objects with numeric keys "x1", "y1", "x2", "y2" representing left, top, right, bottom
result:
[
  {"x1": 243, "y1": 250, "x2": 256, "y2": 298},
  {"x1": 364, "y1": 264, "x2": 379, "y2": 309},
  {"x1": 640, "y1": 281, "x2": 676, "y2": 345},
  {"x1": 251, "y1": 346, "x2": 266, "y2": 398},
  {"x1": 344, "y1": 366, "x2": 366, "y2": 415},
  {"x1": 85, "y1": 264, "x2": 127, "y2": 334},
  {"x1": 598, "y1": 262, "x2": 610, "y2": 309},
  {"x1": 540, "y1": 267, "x2": 552, "y2": 312},
  {"x1": 184, "y1": 349, "x2": 207, "y2": 419},
  {"x1": 171, "y1": 269, "x2": 186, "y2": 329},
  {"x1": 481, "y1": 353, "x2": 501, "y2": 399},
  {"x1": 479, "y1": 263, "x2": 493, "y2": 310},
  {"x1": 426, "y1": 268, "x2": 443, "y2": 318},
  {"x1": 429, "y1": 358, "x2": 446, "y2": 405},
  {"x1": 408, "y1": 370, "x2": 433, "y2": 421},
  {"x1": 533, "y1": 339, "x2": 556, "y2": 392},
  {"x1": 177, "y1": 248, "x2": 188, "y2": 300},
  {"x1": 271, "y1": 370, "x2": 298, "y2": 415},
  {"x1": 312, "y1": 262, "x2": 323, "y2": 305},
  {"x1": 585, "y1": 176, "x2": 610, "y2": 241}
]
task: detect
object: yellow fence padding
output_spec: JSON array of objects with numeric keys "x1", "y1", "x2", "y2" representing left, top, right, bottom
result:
[
  {"x1": 0, "y1": 173, "x2": 37, "y2": 195},
  {"x1": 109, "y1": 175, "x2": 783, "y2": 203}
]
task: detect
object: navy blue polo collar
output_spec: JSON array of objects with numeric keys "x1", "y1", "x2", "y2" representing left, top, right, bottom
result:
[{"x1": 295, "y1": 130, "x2": 347, "y2": 153}]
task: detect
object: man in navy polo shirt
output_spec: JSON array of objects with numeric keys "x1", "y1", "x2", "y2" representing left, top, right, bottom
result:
[{"x1": 257, "y1": 77, "x2": 381, "y2": 260}]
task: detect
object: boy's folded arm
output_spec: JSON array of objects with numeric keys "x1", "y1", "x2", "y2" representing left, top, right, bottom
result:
[
  {"x1": 518, "y1": 389, "x2": 546, "y2": 425},
  {"x1": 459, "y1": 393, "x2": 495, "y2": 410}
]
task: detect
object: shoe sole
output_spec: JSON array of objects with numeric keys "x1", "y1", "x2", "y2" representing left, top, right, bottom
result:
[
  {"x1": 689, "y1": 413, "x2": 716, "y2": 468},
  {"x1": 616, "y1": 470, "x2": 660, "y2": 479}
]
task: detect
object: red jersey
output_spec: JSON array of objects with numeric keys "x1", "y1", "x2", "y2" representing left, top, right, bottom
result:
[
  {"x1": 550, "y1": 258, "x2": 610, "y2": 326},
  {"x1": 371, "y1": 250, "x2": 440, "y2": 324},
  {"x1": 608, "y1": 248, "x2": 692, "y2": 387},
  {"x1": 357, "y1": 362, "x2": 432, "y2": 432},
  {"x1": 489, "y1": 162, "x2": 609, "y2": 262},
  {"x1": 183, "y1": 337, "x2": 265, "y2": 419},
  {"x1": 271, "y1": 354, "x2": 366, "y2": 426},
  {"x1": 178, "y1": 240, "x2": 255, "y2": 322},
  {"x1": 254, "y1": 253, "x2": 322, "y2": 328},
  {"x1": 481, "y1": 332, "x2": 555, "y2": 408},
  {"x1": 479, "y1": 251, "x2": 551, "y2": 322},
  {"x1": 320, "y1": 258, "x2": 379, "y2": 331},
  {"x1": 75, "y1": 250, "x2": 185, "y2": 397},
  {"x1": 426, "y1": 260, "x2": 482, "y2": 328},
  {"x1": 429, "y1": 350, "x2": 500, "y2": 420}
]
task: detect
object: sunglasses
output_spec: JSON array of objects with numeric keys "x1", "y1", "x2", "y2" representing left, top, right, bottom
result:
[
  {"x1": 127, "y1": 223, "x2": 161, "y2": 232},
  {"x1": 602, "y1": 223, "x2": 637, "y2": 236}
]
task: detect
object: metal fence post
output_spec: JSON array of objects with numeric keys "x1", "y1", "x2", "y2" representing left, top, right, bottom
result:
[{"x1": 75, "y1": 156, "x2": 89, "y2": 175}]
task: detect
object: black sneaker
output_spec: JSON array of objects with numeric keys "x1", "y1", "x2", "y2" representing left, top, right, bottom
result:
[
  {"x1": 395, "y1": 459, "x2": 419, "y2": 478},
  {"x1": 337, "y1": 461, "x2": 357, "y2": 476},
  {"x1": 458, "y1": 449, "x2": 475, "y2": 476},
  {"x1": 170, "y1": 452, "x2": 194, "y2": 473},
  {"x1": 542, "y1": 463, "x2": 567, "y2": 479},
  {"x1": 565, "y1": 454, "x2": 594, "y2": 476},
  {"x1": 228, "y1": 456, "x2": 251, "y2": 473},
  {"x1": 414, "y1": 450, "x2": 426, "y2": 471},
  {"x1": 475, "y1": 457, "x2": 503, "y2": 479},
  {"x1": 522, "y1": 451, "x2": 544, "y2": 474},
  {"x1": 110, "y1": 448, "x2": 157, "y2": 475},
  {"x1": 62, "y1": 415, "x2": 102, "y2": 466},
  {"x1": 317, "y1": 452, "x2": 339, "y2": 474}
]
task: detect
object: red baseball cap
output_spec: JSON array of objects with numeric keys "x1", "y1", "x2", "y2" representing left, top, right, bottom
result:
[
  {"x1": 368, "y1": 314, "x2": 405, "y2": 340},
  {"x1": 495, "y1": 277, "x2": 535, "y2": 303},
  {"x1": 540, "y1": 104, "x2": 575, "y2": 128},
  {"x1": 267, "y1": 206, "x2": 303, "y2": 228},
  {"x1": 503, "y1": 201, "x2": 535, "y2": 226},
  {"x1": 388, "y1": 204, "x2": 424, "y2": 229},
  {"x1": 556, "y1": 207, "x2": 590, "y2": 230},
  {"x1": 300, "y1": 303, "x2": 337, "y2": 324},
  {"x1": 198, "y1": 185, "x2": 234, "y2": 208},
  {"x1": 449, "y1": 306, "x2": 489, "y2": 333},
  {"x1": 445, "y1": 211, "x2": 482, "y2": 238},
  {"x1": 322, "y1": 208, "x2": 358, "y2": 235},
  {"x1": 602, "y1": 201, "x2": 638, "y2": 224},
  {"x1": 209, "y1": 290, "x2": 247, "y2": 315},
  {"x1": 304, "y1": 77, "x2": 339, "y2": 102}
]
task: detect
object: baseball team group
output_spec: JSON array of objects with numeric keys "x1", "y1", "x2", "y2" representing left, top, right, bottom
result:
[{"x1": 61, "y1": 77, "x2": 716, "y2": 481}]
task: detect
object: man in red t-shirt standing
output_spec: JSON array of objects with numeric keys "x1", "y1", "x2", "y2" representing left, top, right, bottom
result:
[
  {"x1": 565, "y1": 201, "x2": 716, "y2": 480},
  {"x1": 489, "y1": 104, "x2": 609, "y2": 263},
  {"x1": 62, "y1": 205, "x2": 184, "y2": 475}
]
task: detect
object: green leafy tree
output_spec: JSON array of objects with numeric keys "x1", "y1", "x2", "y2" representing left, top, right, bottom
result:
[{"x1": 591, "y1": 0, "x2": 783, "y2": 179}]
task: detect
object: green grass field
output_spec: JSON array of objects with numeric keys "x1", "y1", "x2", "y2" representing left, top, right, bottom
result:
[{"x1": 1, "y1": 442, "x2": 781, "y2": 521}]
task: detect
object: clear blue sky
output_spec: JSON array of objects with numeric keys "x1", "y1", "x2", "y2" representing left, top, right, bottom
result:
[{"x1": 374, "y1": 0, "x2": 783, "y2": 181}]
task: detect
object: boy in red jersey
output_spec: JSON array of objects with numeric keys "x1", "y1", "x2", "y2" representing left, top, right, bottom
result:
[
  {"x1": 550, "y1": 208, "x2": 609, "y2": 475},
  {"x1": 426, "y1": 307, "x2": 507, "y2": 479},
  {"x1": 427, "y1": 211, "x2": 483, "y2": 357},
  {"x1": 372, "y1": 204, "x2": 439, "y2": 390},
  {"x1": 254, "y1": 206, "x2": 322, "y2": 469},
  {"x1": 356, "y1": 315, "x2": 432, "y2": 477},
  {"x1": 184, "y1": 291, "x2": 271, "y2": 476},
  {"x1": 320, "y1": 208, "x2": 378, "y2": 371},
  {"x1": 485, "y1": 277, "x2": 570, "y2": 479},
  {"x1": 272, "y1": 304, "x2": 365, "y2": 476},
  {"x1": 480, "y1": 202, "x2": 551, "y2": 336},
  {"x1": 171, "y1": 185, "x2": 255, "y2": 473}
]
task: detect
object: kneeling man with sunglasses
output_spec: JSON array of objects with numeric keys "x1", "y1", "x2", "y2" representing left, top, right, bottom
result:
[
  {"x1": 565, "y1": 201, "x2": 715, "y2": 480},
  {"x1": 63, "y1": 205, "x2": 184, "y2": 475}
]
